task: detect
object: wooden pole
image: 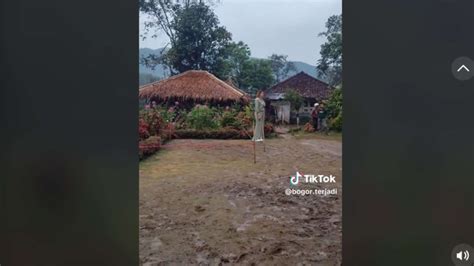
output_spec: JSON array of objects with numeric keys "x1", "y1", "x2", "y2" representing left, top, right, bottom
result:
[
  {"x1": 253, "y1": 140, "x2": 256, "y2": 164},
  {"x1": 252, "y1": 118, "x2": 256, "y2": 164}
]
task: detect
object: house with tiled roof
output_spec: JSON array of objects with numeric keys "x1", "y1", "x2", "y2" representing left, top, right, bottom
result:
[{"x1": 264, "y1": 71, "x2": 331, "y2": 123}]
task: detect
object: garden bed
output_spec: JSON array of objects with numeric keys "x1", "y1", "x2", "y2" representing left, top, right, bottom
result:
[
  {"x1": 139, "y1": 136, "x2": 161, "y2": 160},
  {"x1": 175, "y1": 124, "x2": 275, "y2": 140},
  {"x1": 175, "y1": 128, "x2": 248, "y2": 139},
  {"x1": 138, "y1": 104, "x2": 276, "y2": 158}
]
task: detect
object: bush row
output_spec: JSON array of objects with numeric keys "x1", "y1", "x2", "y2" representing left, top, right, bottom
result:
[
  {"x1": 139, "y1": 104, "x2": 275, "y2": 158},
  {"x1": 174, "y1": 124, "x2": 275, "y2": 140},
  {"x1": 139, "y1": 136, "x2": 161, "y2": 160},
  {"x1": 175, "y1": 128, "x2": 249, "y2": 139}
]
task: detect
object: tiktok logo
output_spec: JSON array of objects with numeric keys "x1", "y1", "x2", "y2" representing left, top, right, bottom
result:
[
  {"x1": 290, "y1": 171, "x2": 336, "y2": 185},
  {"x1": 290, "y1": 171, "x2": 302, "y2": 185}
]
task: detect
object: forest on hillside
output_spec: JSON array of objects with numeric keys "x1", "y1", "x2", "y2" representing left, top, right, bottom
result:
[{"x1": 139, "y1": 0, "x2": 341, "y2": 91}]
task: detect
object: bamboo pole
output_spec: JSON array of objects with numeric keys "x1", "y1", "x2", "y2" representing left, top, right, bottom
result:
[
  {"x1": 253, "y1": 140, "x2": 256, "y2": 164},
  {"x1": 251, "y1": 117, "x2": 257, "y2": 164}
]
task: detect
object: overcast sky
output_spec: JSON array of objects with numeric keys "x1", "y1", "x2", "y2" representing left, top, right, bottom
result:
[{"x1": 139, "y1": 0, "x2": 341, "y2": 65}]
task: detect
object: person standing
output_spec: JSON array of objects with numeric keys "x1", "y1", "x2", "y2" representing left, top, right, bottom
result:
[
  {"x1": 318, "y1": 103, "x2": 329, "y2": 135},
  {"x1": 311, "y1": 103, "x2": 320, "y2": 131},
  {"x1": 252, "y1": 90, "x2": 266, "y2": 141}
]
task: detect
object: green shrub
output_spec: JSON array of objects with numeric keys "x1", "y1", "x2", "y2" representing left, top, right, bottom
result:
[
  {"x1": 220, "y1": 110, "x2": 240, "y2": 128},
  {"x1": 329, "y1": 112, "x2": 342, "y2": 131},
  {"x1": 326, "y1": 86, "x2": 343, "y2": 132},
  {"x1": 284, "y1": 89, "x2": 303, "y2": 119},
  {"x1": 186, "y1": 106, "x2": 219, "y2": 130},
  {"x1": 244, "y1": 105, "x2": 254, "y2": 123},
  {"x1": 159, "y1": 107, "x2": 176, "y2": 124},
  {"x1": 174, "y1": 109, "x2": 189, "y2": 129},
  {"x1": 175, "y1": 128, "x2": 244, "y2": 139}
]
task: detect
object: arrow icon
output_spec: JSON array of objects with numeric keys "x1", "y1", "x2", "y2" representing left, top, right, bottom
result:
[
  {"x1": 452, "y1": 57, "x2": 473, "y2": 81},
  {"x1": 457, "y1": 65, "x2": 470, "y2": 72}
]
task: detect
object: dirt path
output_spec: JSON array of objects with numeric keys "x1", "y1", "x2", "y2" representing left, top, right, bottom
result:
[{"x1": 139, "y1": 136, "x2": 342, "y2": 265}]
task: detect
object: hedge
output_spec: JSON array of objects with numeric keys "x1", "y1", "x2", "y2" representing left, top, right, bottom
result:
[
  {"x1": 139, "y1": 136, "x2": 161, "y2": 160},
  {"x1": 175, "y1": 128, "x2": 248, "y2": 139},
  {"x1": 175, "y1": 125, "x2": 274, "y2": 140}
]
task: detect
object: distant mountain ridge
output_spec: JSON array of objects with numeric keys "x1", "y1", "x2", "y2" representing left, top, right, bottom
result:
[
  {"x1": 139, "y1": 47, "x2": 323, "y2": 83},
  {"x1": 139, "y1": 48, "x2": 169, "y2": 78}
]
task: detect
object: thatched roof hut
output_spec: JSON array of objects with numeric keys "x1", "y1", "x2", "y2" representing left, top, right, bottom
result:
[{"x1": 139, "y1": 70, "x2": 249, "y2": 105}]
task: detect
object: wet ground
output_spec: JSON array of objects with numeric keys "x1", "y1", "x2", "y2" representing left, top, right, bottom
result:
[{"x1": 139, "y1": 132, "x2": 342, "y2": 265}]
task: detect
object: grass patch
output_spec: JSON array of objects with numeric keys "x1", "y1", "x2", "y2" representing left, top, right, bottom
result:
[{"x1": 292, "y1": 131, "x2": 342, "y2": 141}]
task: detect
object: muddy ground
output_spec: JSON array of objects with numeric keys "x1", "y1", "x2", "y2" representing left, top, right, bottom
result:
[{"x1": 139, "y1": 132, "x2": 342, "y2": 265}]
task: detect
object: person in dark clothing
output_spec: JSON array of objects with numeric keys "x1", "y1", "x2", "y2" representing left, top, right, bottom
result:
[
  {"x1": 311, "y1": 103, "x2": 319, "y2": 131},
  {"x1": 318, "y1": 103, "x2": 329, "y2": 135}
]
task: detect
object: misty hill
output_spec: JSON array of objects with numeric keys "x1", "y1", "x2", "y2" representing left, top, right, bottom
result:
[
  {"x1": 139, "y1": 48, "x2": 169, "y2": 77},
  {"x1": 139, "y1": 47, "x2": 323, "y2": 85}
]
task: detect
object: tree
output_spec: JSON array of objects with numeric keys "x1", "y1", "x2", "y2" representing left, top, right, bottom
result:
[
  {"x1": 239, "y1": 59, "x2": 275, "y2": 95},
  {"x1": 214, "y1": 41, "x2": 251, "y2": 83},
  {"x1": 139, "y1": 0, "x2": 273, "y2": 92},
  {"x1": 216, "y1": 45, "x2": 274, "y2": 94},
  {"x1": 326, "y1": 85, "x2": 342, "y2": 131},
  {"x1": 284, "y1": 89, "x2": 303, "y2": 125},
  {"x1": 140, "y1": 0, "x2": 220, "y2": 44},
  {"x1": 161, "y1": 2, "x2": 232, "y2": 74},
  {"x1": 317, "y1": 14, "x2": 342, "y2": 86},
  {"x1": 268, "y1": 54, "x2": 296, "y2": 83},
  {"x1": 139, "y1": 73, "x2": 161, "y2": 85},
  {"x1": 139, "y1": 0, "x2": 222, "y2": 75}
]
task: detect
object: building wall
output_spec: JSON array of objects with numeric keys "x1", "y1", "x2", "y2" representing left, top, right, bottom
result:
[
  {"x1": 299, "y1": 98, "x2": 320, "y2": 116},
  {"x1": 267, "y1": 97, "x2": 326, "y2": 124},
  {"x1": 268, "y1": 101, "x2": 291, "y2": 124}
]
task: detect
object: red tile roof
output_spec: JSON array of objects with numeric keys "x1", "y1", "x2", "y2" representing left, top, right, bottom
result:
[{"x1": 264, "y1": 71, "x2": 331, "y2": 100}]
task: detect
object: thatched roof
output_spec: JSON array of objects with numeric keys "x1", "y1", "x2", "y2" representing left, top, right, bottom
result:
[
  {"x1": 139, "y1": 70, "x2": 248, "y2": 103},
  {"x1": 225, "y1": 78, "x2": 251, "y2": 102},
  {"x1": 264, "y1": 71, "x2": 331, "y2": 100}
]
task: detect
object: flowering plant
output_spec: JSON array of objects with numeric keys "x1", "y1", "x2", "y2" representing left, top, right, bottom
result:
[{"x1": 139, "y1": 118, "x2": 150, "y2": 141}]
